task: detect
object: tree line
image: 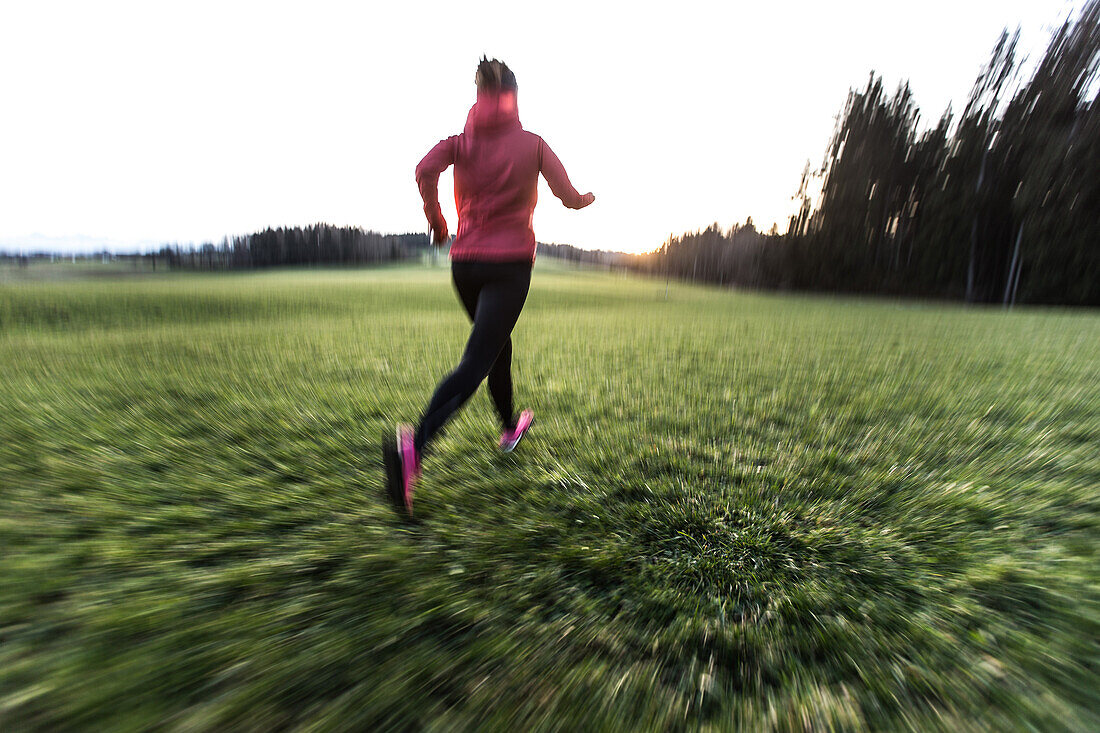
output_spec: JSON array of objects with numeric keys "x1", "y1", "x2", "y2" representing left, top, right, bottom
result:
[
  {"x1": 536, "y1": 241, "x2": 624, "y2": 267},
  {"x1": 158, "y1": 227, "x2": 624, "y2": 271},
  {"x1": 633, "y1": 2, "x2": 1100, "y2": 306},
  {"x1": 160, "y1": 225, "x2": 427, "y2": 270}
]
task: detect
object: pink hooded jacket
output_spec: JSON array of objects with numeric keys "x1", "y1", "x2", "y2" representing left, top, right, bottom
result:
[{"x1": 415, "y1": 89, "x2": 589, "y2": 263}]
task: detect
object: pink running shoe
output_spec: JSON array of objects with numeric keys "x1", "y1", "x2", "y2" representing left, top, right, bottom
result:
[
  {"x1": 499, "y1": 409, "x2": 534, "y2": 453},
  {"x1": 383, "y1": 424, "x2": 420, "y2": 516}
]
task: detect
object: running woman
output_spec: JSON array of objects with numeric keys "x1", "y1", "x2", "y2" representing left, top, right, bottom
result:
[{"x1": 384, "y1": 57, "x2": 595, "y2": 516}]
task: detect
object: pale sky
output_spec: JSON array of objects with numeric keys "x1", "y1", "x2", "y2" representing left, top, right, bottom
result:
[{"x1": 0, "y1": 0, "x2": 1079, "y2": 254}]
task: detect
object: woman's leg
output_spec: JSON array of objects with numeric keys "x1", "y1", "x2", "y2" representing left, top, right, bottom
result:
[
  {"x1": 414, "y1": 262, "x2": 530, "y2": 453},
  {"x1": 455, "y1": 276, "x2": 517, "y2": 431},
  {"x1": 487, "y1": 338, "x2": 515, "y2": 430}
]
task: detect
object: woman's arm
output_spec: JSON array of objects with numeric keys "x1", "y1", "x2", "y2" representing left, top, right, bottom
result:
[
  {"x1": 415, "y1": 136, "x2": 458, "y2": 242},
  {"x1": 538, "y1": 137, "x2": 595, "y2": 209}
]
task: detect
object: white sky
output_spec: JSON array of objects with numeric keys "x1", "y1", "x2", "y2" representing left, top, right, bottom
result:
[{"x1": 0, "y1": 0, "x2": 1079, "y2": 254}]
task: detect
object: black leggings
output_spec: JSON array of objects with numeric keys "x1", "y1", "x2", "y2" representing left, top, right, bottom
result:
[{"x1": 414, "y1": 260, "x2": 532, "y2": 453}]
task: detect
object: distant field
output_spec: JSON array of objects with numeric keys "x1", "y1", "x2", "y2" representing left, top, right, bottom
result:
[
  {"x1": 1, "y1": 264, "x2": 1097, "y2": 730},
  {"x1": 0, "y1": 258, "x2": 164, "y2": 283}
]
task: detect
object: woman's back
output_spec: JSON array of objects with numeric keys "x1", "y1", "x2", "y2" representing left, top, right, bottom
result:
[{"x1": 416, "y1": 88, "x2": 590, "y2": 263}]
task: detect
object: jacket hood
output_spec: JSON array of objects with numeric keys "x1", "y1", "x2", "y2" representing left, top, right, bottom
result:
[{"x1": 464, "y1": 89, "x2": 521, "y2": 135}]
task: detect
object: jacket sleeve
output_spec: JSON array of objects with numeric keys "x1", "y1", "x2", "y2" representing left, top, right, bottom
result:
[
  {"x1": 415, "y1": 136, "x2": 458, "y2": 230},
  {"x1": 538, "y1": 137, "x2": 587, "y2": 209}
]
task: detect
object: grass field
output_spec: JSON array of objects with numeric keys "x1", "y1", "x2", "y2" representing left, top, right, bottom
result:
[{"x1": 1, "y1": 263, "x2": 1097, "y2": 731}]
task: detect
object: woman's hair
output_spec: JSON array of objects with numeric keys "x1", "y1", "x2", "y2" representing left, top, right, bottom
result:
[{"x1": 475, "y1": 56, "x2": 517, "y2": 92}]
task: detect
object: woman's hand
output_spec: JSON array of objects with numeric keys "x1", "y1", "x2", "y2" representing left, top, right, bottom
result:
[{"x1": 431, "y1": 220, "x2": 450, "y2": 245}]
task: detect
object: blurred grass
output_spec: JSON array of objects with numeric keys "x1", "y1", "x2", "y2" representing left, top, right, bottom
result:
[{"x1": 1, "y1": 263, "x2": 1097, "y2": 731}]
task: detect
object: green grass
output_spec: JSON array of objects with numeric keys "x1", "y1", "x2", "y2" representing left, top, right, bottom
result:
[{"x1": 1, "y1": 264, "x2": 1097, "y2": 731}]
